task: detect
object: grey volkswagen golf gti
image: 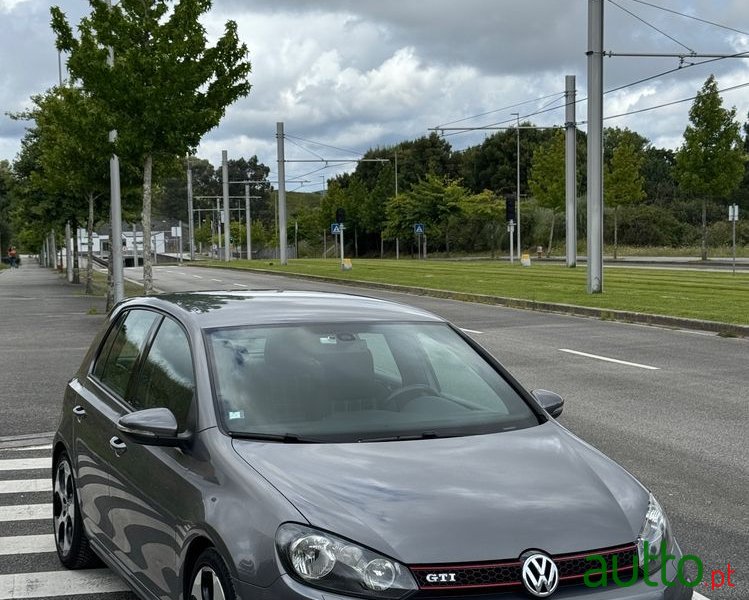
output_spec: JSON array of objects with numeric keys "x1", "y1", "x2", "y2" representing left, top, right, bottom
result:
[{"x1": 53, "y1": 291, "x2": 692, "y2": 600}]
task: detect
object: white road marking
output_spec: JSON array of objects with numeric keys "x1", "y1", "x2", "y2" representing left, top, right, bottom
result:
[
  {"x1": 192, "y1": 275, "x2": 203, "y2": 279},
  {"x1": 559, "y1": 349, "x2": 660, "y2": 370},
  {"x1": 175, "y1": 271, "x2": 187, "y2": 275},
  {"x1": 0, "y1": 479, "x2": 50, "y2": 494},
  {"x1": 233, "y1": 283, "x2": 248, "y2": 287},
  {"x1": 460, "y1": 328, "x2": 484, "y2": 334},
  {"x1": 0, "y1": 504, "x2": 50, "y2": 522},
  {"x1": 693, "y1": 593, "x2": 711, "y2": 600},
  {"x1": 211, "y1": 278, "x2": 223, "y2": 283},
  {"x1": 0, "y1": 569, "x2": 129, "y2": 599},
  {"x1": 0, "y1": 534, "x2": 55, "y2": 555},
  {"x1": 0, "y1": 458, "x2": 51, "y2": 472},
  {"x1": 7, "y1": 444, "x2": 52, "y2": 451}
]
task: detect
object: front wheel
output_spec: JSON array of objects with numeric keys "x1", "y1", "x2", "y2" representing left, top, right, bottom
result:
[
  {"x1": 52, "y1": 451, "x2": 99, "y2": 568},
  {"x1": 189, "y1": 548, "x2": 236, "y2": 600}
]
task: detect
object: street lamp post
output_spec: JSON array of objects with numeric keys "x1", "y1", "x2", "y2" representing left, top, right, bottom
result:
[{"x1": 512, "y1": 112, "x2": 521, "y2": 257}]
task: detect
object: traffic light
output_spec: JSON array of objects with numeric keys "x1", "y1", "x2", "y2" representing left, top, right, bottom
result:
[
  {"x1": 505, "y1": 196, "x2": 516, "y2": 223},
  {"x1": 336, "y1": 207, "x2": 346, "y2": 224}
]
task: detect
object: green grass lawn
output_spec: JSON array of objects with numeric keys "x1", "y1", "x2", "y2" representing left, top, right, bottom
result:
[{"x1": 201, "y1": 258, "x2": 749, "y2": 325}]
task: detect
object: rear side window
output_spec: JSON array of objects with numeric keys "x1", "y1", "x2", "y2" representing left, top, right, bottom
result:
[
  {"x1": 132, "y1": 318, "x2": 195, "y2": 431},
  {"x1": 94, "y1": 310, "x2": 160, "y2": 398}
]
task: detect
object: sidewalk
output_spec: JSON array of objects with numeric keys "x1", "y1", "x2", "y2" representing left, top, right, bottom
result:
[{"x1": 0, "y1": 258, "x2": 106, "y2": 438}]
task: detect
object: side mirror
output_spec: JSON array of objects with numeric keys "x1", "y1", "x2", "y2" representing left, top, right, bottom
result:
[
  {"x1": 531, "y1": 389, "x2": 564, "y2": 418},
  {"x1": 117, "y1": 407, "x2": 184, "y2": 447}
]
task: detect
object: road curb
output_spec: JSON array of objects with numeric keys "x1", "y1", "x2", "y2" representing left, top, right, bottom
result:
[{"x1": 198, "y1": 265, "x2": 749, "y2": 338}]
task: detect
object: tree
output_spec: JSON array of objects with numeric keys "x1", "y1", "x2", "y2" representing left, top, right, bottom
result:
[
  {"x1": 528, "y1": 130, "x2": 565, "y2": 255},
  {"x1": 604, "y1": 141, "x2": 646, "y2": 259},
  {"x1": 674, "y1": 75, "x2": 745, "y2": 260},
  {"x1": 0, "y1": 160, "x2": 14, "y2": 255},
  {"x1": 52, "y1": 0, "x2": 252, "y2": 293}
]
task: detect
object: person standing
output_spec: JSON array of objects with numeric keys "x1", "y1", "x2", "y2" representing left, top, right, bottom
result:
[{"x1": 8, "y1": 245, "x2": 18, "y2": 268}]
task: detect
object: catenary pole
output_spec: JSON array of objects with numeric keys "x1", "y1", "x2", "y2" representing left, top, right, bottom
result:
[
  {"x1": 277, "y1": 122, "x2": 288, "y2": 265},
  {"x1": 513, "y1": 113, "x2": 521, "y2": 256},
  {"x1": 187, "y1": 156, "x2": 195, "y2": 260},
  {"x1": 245, "y1": 183, "x2": 252, "y2": 260},
  {"x1": 565, "y1": 74, "x2": 577, "y2": 268},
  {"x1": 222, "y1": 150, "x2": 230, "y2": 261},
  {"x1": 587, "y1": 0, "x2": 604, "y2": 293},
  {"x1": 105, "y1": 0, "x2": 124, "y2": 303}
]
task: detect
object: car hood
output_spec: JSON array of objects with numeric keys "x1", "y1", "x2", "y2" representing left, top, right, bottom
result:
[{"x1": 232, "y1": 422, "x2": 648, "y2": 564}]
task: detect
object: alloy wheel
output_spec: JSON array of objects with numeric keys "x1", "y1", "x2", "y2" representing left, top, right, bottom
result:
[
  {"x1": 190, "y1": 566, "x2": 227, "y2": 600},
  {"x1": 52, "y1": 459, "x2": 76, "y2": 557}
]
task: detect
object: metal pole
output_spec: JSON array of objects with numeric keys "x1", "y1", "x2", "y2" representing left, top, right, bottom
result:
[
  {"x1": 245, "y1": 184, "x2": 251, "y2": 260},
  {"x1": 396, "y1": 237, "x2": 399, "y2": 260},
  {"x1": 65, "y1": 221, "x2": 73, "y2": 281},
  {"x1": 587, "y1": 0, "x2": 604, "y2": 293},
  {"x1": 179, "y1": 219, "x2": 183, "y2": 264},
  {"x1": 733, "y1": 218, "x2": 736, "y2": 276},
  {"x1": 106, "y1": 0, "x2": 124, "y2": 303},
  {"x1": 509, "y1": 221, "x2": 515, "y2": 263},
  {"x1": 513, "y1": 113, "x2": 521, "y2": 256},
  {"x1": 132, "y1": 222, "x2": 138, "y2": 269},
  {"x1": 340, "y1": 226, "x2": 345, "y2": 264},
  {"x1": 277, "y1": 122, "x2": 288, "y2": 265},
  {"x1": 187, "y1": 156, "x2": 195, "y2": 260},
  {"x1": 424, "y1": 235, "x2": 427, "y2": 260},
  {"x1": 565, "y1": 74, "x2": 578, "y2": 268},
  {"x1": 294, "y1": 220, "x2": 298, "y2": 259},
  {"x1": 323, "y1": 230, "x2": 327, "y2": 258},
  {"x1": 50, "y1": 230, "x2": 57, "y2": 271},
  {"x1": 216, "y1": 198, "x2": 222, "y2": 257},
  {"x1": 222, "y1": 150, "x2": 230, "y2": 262}
]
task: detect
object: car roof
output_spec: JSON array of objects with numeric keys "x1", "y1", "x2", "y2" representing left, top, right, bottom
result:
[{"x1": 119, "y1": 290, "x2": 445, "y2": 329}]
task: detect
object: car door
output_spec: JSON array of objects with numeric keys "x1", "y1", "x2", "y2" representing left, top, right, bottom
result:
[
  {"x1": 106, "y1": 315, "x2": 198, "y2": 600},
  {"x1": 78, "y1": 308, "x2": 162, "y2": 557}
]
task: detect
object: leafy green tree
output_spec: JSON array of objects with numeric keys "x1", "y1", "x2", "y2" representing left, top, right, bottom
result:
[
  {"x1": 605, "y1": 141, "x2": 646, "y2": 259},
  {"x1": 52, "y1": 0, "x2": 252, "y2": 293},
  {"x1": 0, "y1": 160, "x2": 14, "y2": 256},
  {"x1": 528, "y1": 130, "x2": 565, "y2": 255},
  {"x1": 674, "y1": 75, "x2": 745, "y2": 260},
  {"x1": 458, "y1": 190, "x2": 504, "y2": 258}
]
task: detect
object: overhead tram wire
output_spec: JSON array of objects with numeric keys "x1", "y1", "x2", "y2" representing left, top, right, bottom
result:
[
  {"x1": 283, "y1": 134, "x2": 365, "y2": 157},
  {"x1": 576, "y1": 80, "x2": 749, "y2": 125},
  {"x1": 435, "y1": 91, "x2": 566, "y2": 128},
  {"x1": 608, "y1": 0, "x2": 694, "y2": 53},
  {"x1": 626, "y1": 0, "x2": 749, "y2": 38}
]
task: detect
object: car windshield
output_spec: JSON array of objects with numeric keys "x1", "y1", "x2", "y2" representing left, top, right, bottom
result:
[{"x1": 206, "y1": 322, "x2": 540, "y2": 442}]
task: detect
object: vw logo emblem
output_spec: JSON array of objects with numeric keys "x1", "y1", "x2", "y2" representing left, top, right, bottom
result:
[{"x1": 521, "y1": 553, "x2": 559, "y2": 598}]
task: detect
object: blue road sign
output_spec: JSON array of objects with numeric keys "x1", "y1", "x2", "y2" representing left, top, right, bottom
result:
[
  {"x1": 331, "y1": 223, "x2": 342, "y2": 235},
  {"x1": 414, "y1": 223, "x2": 425, "y2": 235}
]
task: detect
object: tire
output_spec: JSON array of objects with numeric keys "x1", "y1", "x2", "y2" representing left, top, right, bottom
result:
[
  {"x1": 52, "y1": 451, "x2": 99, "y2": 569},
  {"x1": 188, "y1": 548, "x2": 236, "y2": 600}
]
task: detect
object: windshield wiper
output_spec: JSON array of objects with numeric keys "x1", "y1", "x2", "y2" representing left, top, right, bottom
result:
[
  {"x1": 357, "y1": 431, "x2": 442, "y2": 443},
  {"x1": 230, "y1": 432, "x2": 322, "y2": 443}
]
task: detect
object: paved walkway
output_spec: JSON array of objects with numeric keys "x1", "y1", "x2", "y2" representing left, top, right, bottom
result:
[{"x1": 0, "y1": 258, "x2": 105, "y2": 438}]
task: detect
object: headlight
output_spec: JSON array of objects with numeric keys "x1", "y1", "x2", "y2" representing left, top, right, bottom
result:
[
  {"x1": 277, "y1": 523, "x2": 417, "y2": 599},
  {"x1": 636, "y1": 493, "x2": 671, "y2": 572}
]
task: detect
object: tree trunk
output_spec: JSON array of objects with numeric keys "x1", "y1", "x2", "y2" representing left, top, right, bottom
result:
[
  {"x1": 613, "y1": 206, "x2": 618, "y2": 261},
  {"x1": 547, "y1": 211, "x2": 556, "y2": 258},
  {"x1": 445, "y1": 225, "x2": 450, "y2": 256},
  {"x1": 700, "y1": 198, "x2": 707, "y2": 261},
  {"x1": 354, "y1": 227, "x2": 359, "y2": 257},
  {"x1": 72, "y1": 219, "x2": 80, "y2": 284},
  {"x1": 85, "y1": 193, "x2": 94, "y2": 294},
  {"x1": 380, "y1": 232, "x2": 384, "y2": 258},
  {"x1": 142, "y1": 154, "x2": 154, "y2": 294}
]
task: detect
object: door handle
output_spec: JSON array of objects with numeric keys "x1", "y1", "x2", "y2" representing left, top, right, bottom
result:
[
  {"x1": 72, "y1": 405, "x2": 87, "y2": 418},
  {"x1": 109, "y1": 436, "x2": 127, "y2": 456}
]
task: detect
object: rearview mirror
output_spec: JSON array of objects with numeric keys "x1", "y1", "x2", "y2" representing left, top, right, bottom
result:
[
  {"x1": 117, "y1": 407, "x2": 184, "y2": 447},
  {"x1": 531, "y1": 389, "x2": 564, "y2": 418}
]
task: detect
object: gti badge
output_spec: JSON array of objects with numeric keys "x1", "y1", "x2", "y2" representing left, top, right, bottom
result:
[
  {"x1": 425, "y1": 573, "x2": 457, "y2": 583},
  {"x1": 521, "y1": 553, "x2": 559, "y2": 598}
]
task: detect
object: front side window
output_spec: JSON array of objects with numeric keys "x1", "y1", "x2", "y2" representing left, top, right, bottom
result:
[
  {"x1": 95, "y1": 310, "x2": 160, "y2": 398},
  {"x1": 206, "y1": 322, "x2": 539, "y2": 442},
  {"x1": 132, "y1": 317, "x2": 195, "y2": 431}
]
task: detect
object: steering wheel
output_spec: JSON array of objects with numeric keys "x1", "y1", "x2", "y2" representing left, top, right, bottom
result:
[{"x1": 383, "y1": 384, "x2": 440, "y2": 411}]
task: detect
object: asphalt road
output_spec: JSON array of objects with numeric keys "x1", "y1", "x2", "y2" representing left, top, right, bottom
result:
[{"x1": 0, "y1": 261, "x2": 745, "y2": 600}]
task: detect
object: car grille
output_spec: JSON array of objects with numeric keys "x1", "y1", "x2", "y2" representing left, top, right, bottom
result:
[{"x1": 409, "y1": 542, "x2": 637, "y2": 594}]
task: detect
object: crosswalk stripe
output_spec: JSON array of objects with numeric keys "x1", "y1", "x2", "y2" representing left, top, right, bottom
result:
[
  {"x1": 0, "y1": 504, "x2": 50, "y2": 522},
  {"x1": 7, "y1": 444, "x2": 52, "y2": 452},
  {"x1": 0, "y1": 534, "x2": 56, "y2": 555},
  {"x1": 0, "y1": 479, "x2": 51, "y2": 494},
  {"x1": 0, "y1": 569, "x2": 130, "y2": 599},
  {"x1": 0, "y1": 458, "x2": 51, "y2": 472}
]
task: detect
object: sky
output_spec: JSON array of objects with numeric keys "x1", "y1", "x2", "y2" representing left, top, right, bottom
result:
[{"x1": 1, "y1": 0, "x2": 748, "y2": 191}]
